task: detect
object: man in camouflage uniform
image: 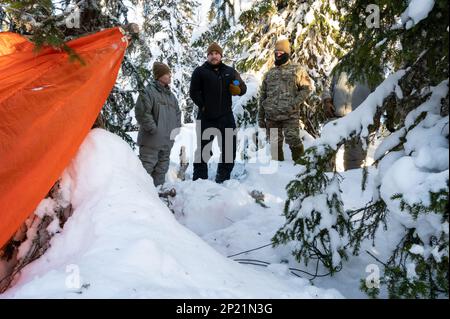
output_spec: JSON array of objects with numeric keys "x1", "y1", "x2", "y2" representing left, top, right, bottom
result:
[{"x1": 258, "y1": 38, "x2": 313, "y2": 162}]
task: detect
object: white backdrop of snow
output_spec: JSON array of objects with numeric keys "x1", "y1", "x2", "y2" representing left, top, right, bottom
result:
[{"x1": 1, "y1": 129, "x2": 342, "y2": 298}]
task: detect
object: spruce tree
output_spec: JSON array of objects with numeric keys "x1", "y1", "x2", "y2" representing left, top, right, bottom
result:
[
  {"x1": 273, "y1": 0, "x2": 449, "y2": 298},
  {"x1": 226, "y1": 0, "x2": 344, "y2": 130},
  {"x1": 138, "y1": 0, "x2": 199, "y2": 124}
]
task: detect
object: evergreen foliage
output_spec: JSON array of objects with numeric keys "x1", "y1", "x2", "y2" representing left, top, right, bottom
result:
[{"x1": 273, "y1": 0, "x2": 449, "y2": 299}]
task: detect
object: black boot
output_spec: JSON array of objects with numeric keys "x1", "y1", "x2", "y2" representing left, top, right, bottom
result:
[
  {"x1": 193, "y1": 163, "x2": 208, "y2": 181},
  {"x1": 215, "y1": 163, "x2": 234, "y2": 183}
]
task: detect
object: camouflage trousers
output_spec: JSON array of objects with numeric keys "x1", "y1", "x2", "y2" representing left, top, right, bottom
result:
[
  {"x1": 266, "y1": 119, "x2": 304, "y2": 162},
  {"x1": 139, "y1": 144, "x2": 172, "y2": 187},
  {"x1": 327, "y1": 137, "x2": 367, "y2": 171},
  {"x1": 343, "y1": 137, "x2": 366, "y2": 170}
]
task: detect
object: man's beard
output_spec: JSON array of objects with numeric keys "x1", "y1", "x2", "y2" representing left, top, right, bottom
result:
[
  {"x1": 208, "y1": 58, "x2": 221, "y2": 66},
  {"x1": 275, "y1": 53, "x2": 290, "y2": 66}
]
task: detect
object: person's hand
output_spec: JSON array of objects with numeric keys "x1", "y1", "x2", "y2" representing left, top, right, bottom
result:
[
  {"x1": 323, "y1": 98, "x2": 335, "y2": 118},
  {"x1": 229, "y1": 80, "x2": 241, "y2": 96}
]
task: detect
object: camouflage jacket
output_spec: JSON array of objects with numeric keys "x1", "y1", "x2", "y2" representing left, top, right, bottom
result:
[{"x1": 258, "y1": 61, "x2": 313, "y2": 123}]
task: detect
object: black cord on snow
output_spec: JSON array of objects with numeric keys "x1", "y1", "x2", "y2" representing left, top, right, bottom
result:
[
  {"x1": 227, "y1": 243, "x2": 339, "y2": 281},
  {"x1": 227, "y1": 243, "x2": 273, "y2": 258},
  {"x1": 233, "y1": 258, "x2": 336, "y2": 281}
]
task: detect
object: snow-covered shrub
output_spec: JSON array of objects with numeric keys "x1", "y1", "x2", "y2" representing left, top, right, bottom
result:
[
  {"x1": 0, "y1": 179, "x2": 72, "y2": 293},
  {"x1": 273, "y1": 0, "x2": 449, "y2": 298}
]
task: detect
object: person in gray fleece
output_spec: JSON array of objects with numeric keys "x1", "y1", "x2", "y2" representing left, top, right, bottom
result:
[{"x1": 135, "y1": 62, "x2": 181, "y2": 186}]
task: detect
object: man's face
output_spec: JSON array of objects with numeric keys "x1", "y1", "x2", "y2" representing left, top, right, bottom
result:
[
  {"x1": 207, "y1": 51, "x2": 222, "y2": 65},
  {"x1": 275, "y1": 50, "x2": 285, "y2": 59},
  {"x1": 158, "y1": 73, "x2": 172, "y2": 86}
]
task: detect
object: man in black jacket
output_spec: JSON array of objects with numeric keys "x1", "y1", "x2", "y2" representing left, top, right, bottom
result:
[{"x1": 190, "y1": 42, "x2": 247, "y2": 183}]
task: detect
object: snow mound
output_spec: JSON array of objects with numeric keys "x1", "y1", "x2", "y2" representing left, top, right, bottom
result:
[{"x1": 2, "y1": 129, "x2": 342, "y2": 298}]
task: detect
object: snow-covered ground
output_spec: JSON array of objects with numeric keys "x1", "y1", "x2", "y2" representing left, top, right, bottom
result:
[
  {"x1": 163, "y1": 124, "x2": 394, "y2": 299},
  {"x1": 1, "y1": 119, "x2": 395, "y2": 298},
  {"x1": 1, "y1": 129, "x2": 343, "y2": 298},
  {"x1": 0, "y1": 111, "x2": 407, "y2": 299}
]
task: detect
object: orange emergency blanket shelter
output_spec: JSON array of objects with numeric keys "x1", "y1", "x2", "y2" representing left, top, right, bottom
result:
[{"x1": 0, "y1": 28, "x2": 128, "y2": 249}]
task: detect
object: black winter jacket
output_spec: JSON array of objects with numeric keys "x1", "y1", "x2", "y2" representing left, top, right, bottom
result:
[{"x1": 189, "y1": 62, "x2": 247, "y2": 120}]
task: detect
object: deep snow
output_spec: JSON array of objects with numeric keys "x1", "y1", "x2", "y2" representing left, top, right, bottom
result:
[
  {"x1": 1, "y1": 129, "x2": 342, "y2": 298},
  {"x1": 2, "y1": 113, "x2": 442, "y2": 298},
  {"x1": 163, "y1": 124, "x2": 394, "y2": 299}
]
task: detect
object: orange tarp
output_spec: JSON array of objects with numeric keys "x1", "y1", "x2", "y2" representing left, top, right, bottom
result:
[{"x1": 0, "y1": 28, "x2": 128, "y2": 249}]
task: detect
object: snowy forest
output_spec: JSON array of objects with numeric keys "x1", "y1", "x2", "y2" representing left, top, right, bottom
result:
[{"x1": 0, "y1": 0, "x2": 448, "y2": 300}]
